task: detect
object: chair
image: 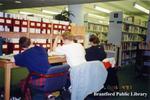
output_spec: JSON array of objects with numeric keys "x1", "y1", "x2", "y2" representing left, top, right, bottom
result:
[{"x1": 29, "y1": 64, "x2": 70, "y2": 100}]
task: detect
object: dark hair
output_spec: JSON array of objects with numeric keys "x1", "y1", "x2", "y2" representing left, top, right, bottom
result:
[
  {"x1": 62, "y1": 31, "x2": 74, "y2": 41},
  {"x1": 19, "y1": 37, "x2": 31, "y2": 48},
  {"x1": 89, "y1": 34, "x2": 100, "y2": 44},
  {"x1": 73, "y1": 39, "x2": 78, "y2": 43}
]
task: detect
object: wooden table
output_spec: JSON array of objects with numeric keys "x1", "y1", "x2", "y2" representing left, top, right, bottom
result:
[{"x1": 0, "y1": 56, "x2": 66, "y2": 100}]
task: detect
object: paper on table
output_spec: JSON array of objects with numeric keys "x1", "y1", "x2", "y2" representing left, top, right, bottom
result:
[
  {"x1": 0, "y1": 54, "x2": 15, "y2": 62},
  {"x1": 48, "y1": 51, "x2": 64, "y2": 56}
]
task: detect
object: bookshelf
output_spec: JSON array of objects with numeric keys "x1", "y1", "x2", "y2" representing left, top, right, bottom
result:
[
  {"x1": 134, "y1": 42, "x2": 150, "y2": 77},
  {"x1": 0, "y1": 29, "x2": 84, "y2": 55},
  {"x1": 0, "y1": 12, "x2": 85, "y2": 55},
  {"x1": 84, "y1": 21, "x2": 108, "y2": 43},
  {"x1": 121, "y1": 20, "x2": 147, "y2": 66},
  {"x1": 108, "y1": 12, "x2": 147, "y2": 66},
  {"x1": 141, "y1": 14, "x2": 150, "y2": 77},
  {"x1": 84, "y1": 21, "x2": 120, "y2": 65}
]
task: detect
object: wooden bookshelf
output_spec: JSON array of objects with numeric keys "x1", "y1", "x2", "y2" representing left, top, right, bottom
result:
[{"x1": 0, "y1": 23, "x2": 85, "y2": 55}]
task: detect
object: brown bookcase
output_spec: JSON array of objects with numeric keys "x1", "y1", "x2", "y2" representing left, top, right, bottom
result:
[{"x1": 0, "y1": 19, "x2": 85, "y2": 54}]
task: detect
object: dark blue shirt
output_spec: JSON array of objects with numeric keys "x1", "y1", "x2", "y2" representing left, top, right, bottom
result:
[
  {"x1": 14, "y1": 46, "x2": 52, "y2": 74},
  {"x1": 85, "y1": 45, "x2": 106, "y2": 61}
]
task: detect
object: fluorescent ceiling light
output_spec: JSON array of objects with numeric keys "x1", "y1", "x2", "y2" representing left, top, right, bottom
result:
[
  {"x1": 0, "y1": 3, "x2": 3, "y2": 6},
  {"x1": 19, "y1": 11, "x2": 53, "y2": 18},
  {"x1": 133, "y1": 3, "x2": 149, "y2": 14},
  {"x1": 87, "y1": 13, "x2": 106, "y2": 19},
  {"x1": 42, "y1": 10, "x2": 60, "y2": 15},
  {"x1": 99, "y1": 21, "x2": 103, "y2": 23},
  {"x1": 65, "y1": 7, "x2": 68, "y2": 11},
  {"x1": 19, "y1": 11, "x2": 32, "y2": 15},
  {"x1": 34, "y1": 14, "x2": 53, "y2": 19},
  {"x1": 94, "y1": 5, "x2": 111, "y2": 14},
  {"x1": 14, "y1": 0, "x2": 22, "y2": 4}
]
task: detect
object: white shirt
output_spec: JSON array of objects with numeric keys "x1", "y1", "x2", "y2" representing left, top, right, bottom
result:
[{"x1": 55, "y1": 43, "x2": 87, "y2": 67}]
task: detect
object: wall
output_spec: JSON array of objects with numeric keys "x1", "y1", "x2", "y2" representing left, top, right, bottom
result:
[{"x1": 0, "y1": 68, "x2": 28, "y2": 87}]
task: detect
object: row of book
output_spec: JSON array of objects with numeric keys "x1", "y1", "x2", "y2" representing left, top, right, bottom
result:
[
  {"x1": 122, "y1": 34, "x2": 144, "y2": 42},
  {"x1": 138, "y1": 42, "x2": 150, "y2": 50},
  {"x1": 121, "y1": 59, "x2": 136, "y2": 65},
  {"x1": 104, "y1": 44, "x2": 116, "y2": 51},
  {"x1": 122, "y1": 42, "x2": 137, "y2": 51},
  {"x1": 123, "y1": 16, "x2": 148, "y2": 27},
  {"x1": 86, "y1": 22, "x2": 108, "y2": 33},
  {"x1": 121, "y1": 51, "x2": 136, "y2": 61},
  {"x1": 122, "y1": 24, "x2": 147, "y2": 35}
]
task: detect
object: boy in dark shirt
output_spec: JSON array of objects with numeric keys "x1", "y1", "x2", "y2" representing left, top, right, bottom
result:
[
  {"x1": 14, "y1": 36, "x2": 52, "y2": 74},
  {"x1": 85, "y1": 34, "x2": 106, "y2": 61}
]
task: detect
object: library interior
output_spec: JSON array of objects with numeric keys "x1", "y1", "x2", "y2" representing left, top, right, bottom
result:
[{"x1": 0, "y1": 0, "x2": 150, "y2": 100}]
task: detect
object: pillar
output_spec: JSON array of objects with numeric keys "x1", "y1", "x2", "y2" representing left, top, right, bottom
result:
[
  {"x1": 68, "y1": 4, "x2": 84, "y2": 25},
  {"x1": 68, "y1": 4, "x2": 91, "y2": 48}
]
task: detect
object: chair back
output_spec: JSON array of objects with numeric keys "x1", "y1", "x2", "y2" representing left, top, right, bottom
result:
[{"x1": 44, "y1": 64, "x2": 70, "y2": 92}]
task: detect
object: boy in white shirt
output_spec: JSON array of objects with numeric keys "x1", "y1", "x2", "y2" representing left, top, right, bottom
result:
[{"x1": 52, "y1": 32, "x2": 86, "y2": 67}]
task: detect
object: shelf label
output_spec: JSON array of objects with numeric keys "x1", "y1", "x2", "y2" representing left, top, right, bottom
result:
[
  {"x1": 6, "y1": 19, "x2": 11, "y2": 24},
  {"x1": 2, "y1": 45, "x2": 7, "y2": 49},
  {"x1": 42, "y1": 23, "x2": 46, "y2": 27},
  {"x1": 15, "y1": 20, "x2": 20, "y2": 25},
  {"x1": 48, "y1": 24, "x2": 51, "y2": 28},
  {"x1": 31, "y1": 22, "x2": 35, "y2": 26},
  {"x1": 63, "y1": 26, "x2": 66, "y2": 29},
  {"x1": 37, "y1": 23, "x2": 41, "y2": 27},
  {"x1": 54, "y1": 25, "x2": 58, "y2": 28},
  {"x1": 59, "y1": 25, "x2": 62, "y2": 29},
  {"x1": 47, "y1": 44, "x2": 50, "y2": 47},
  {"x1": 43, "y1": 44, "x2": 46, "y2": 48},
  {"x1": 22, "y1": 21, "x2": 27, "y2": 25},
  {"x1": 14, "y1": 44, "x2": 19, "y2": 48},
  {"x1": 0, "y1": 19, "x2": 4, "y2": 23}
]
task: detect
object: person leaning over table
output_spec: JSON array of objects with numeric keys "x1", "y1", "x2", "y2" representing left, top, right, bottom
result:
[
  {"x1": 85, "y1": 34, "x2": 119, "y2": 91},
  {"x1": 52, "y1": 32, "x2": 87, "y2": 67},
  {"x1": 52, "y1": 32, "x2": 88, "y2": 96},
  {"x1": 11, "y1": 36, "x2": 54, "y2": 100}
]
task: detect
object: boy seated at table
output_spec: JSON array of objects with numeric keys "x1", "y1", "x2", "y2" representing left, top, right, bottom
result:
[
  {"x1": 14, "y1": 36, "x2": 52, "y2": 75},
  {"x1": 10, "y1": 36, "x2": 54, "y2": 99}
]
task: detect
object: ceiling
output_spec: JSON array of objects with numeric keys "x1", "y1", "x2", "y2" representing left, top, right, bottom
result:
[
  {"x1": 0, "y1": 0, "x2": 120, "y2": 10},
  {"x1": 0, "y1": 0, "x2": 150, "y2": 23}
]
